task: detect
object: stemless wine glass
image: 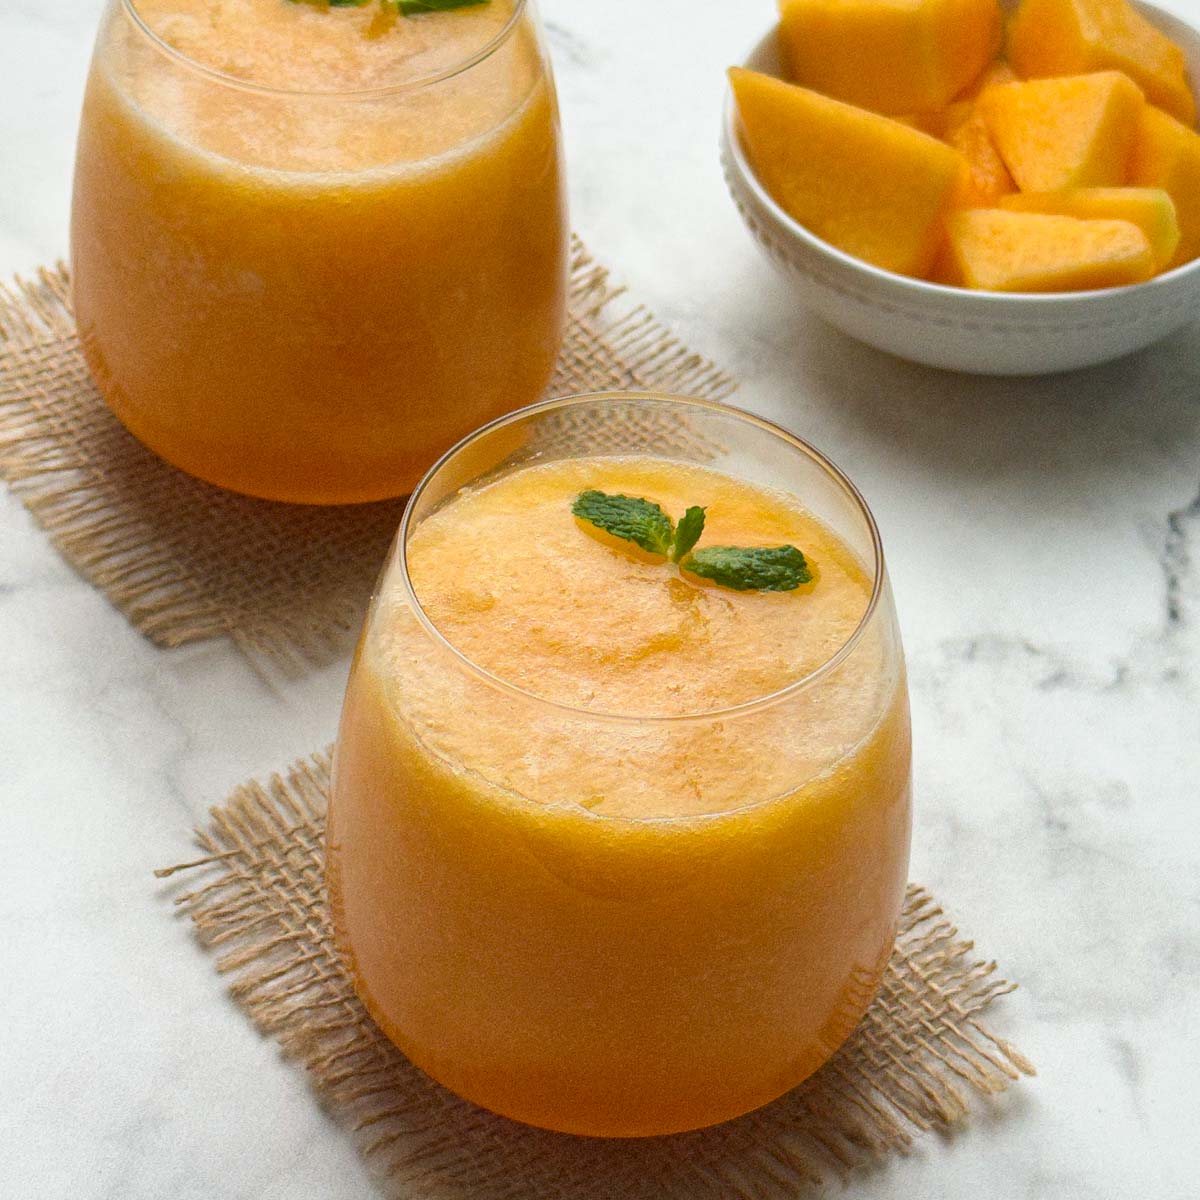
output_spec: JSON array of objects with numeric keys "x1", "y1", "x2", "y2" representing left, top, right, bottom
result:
[
  {"x1": 327, "y1": 392, "x2": 912, "y2": 1137},
  {"x1": 70, "y1": 0, "x2": 568, "y2": 503}
]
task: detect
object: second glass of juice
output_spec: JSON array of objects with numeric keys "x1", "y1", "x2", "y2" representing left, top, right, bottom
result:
[
  {"x1": 328, "y1": 392, "x2": 912, "y2": 1137},
  {"x1": 71, "y1": 0, "x2": 567, "y2": 503}
]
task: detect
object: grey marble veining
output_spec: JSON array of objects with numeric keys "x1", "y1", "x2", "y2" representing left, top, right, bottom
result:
[{"x1": 2, "y1": 1, "x2": 1199, "y2": 1196}]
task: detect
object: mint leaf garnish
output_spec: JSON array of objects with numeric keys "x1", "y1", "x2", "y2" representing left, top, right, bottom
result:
[
  {"x1": 573, "y1": 491, "x2": 811, "y2": 593},
  {"x1": 681, "y1": 545, "x2": 812, "y2": 592},
  {"x1": 398, "y1": 0, "x2": 489, "y2": 12},
  {"x1": 572, "y1": 490, "x2": 675, "y2": 557},
  {"x1": 671, "y1": 506, "x2": 706, "y2": 563},
  {"x1": 287, "y1": 0, "x2": 488, "y2": 14}
]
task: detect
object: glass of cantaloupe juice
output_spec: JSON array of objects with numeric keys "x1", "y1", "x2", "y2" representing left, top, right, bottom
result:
[
  {"x1": 70, "y1": 0, "x2": 568, "y2": 503},
  {"x1": 327, "y1": 392, "x2": 913, "y2": 1137}
]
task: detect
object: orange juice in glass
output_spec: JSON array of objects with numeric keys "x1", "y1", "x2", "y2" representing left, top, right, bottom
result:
[
  {"x1": 71, "y1": 0, "x2": 567, "y2": 503},
  {"x1": 328, "y1": 392, "x2": 912, "y2": 1137}
]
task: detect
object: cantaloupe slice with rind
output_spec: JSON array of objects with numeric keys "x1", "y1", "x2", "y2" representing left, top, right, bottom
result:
[
  {"x1": 1129, "y1": 104, "x2": 1200, "y2": 266},
  {"x1": 999, "y1": 186, "x2": 1179, "y2": 268}
]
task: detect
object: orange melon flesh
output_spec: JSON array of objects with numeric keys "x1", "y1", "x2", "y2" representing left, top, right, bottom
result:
[
  {"x1": 999, "y1": 186, "x2": 1180, "y2": 268},
  {"x1": 945, "y1": 99, "x2": 1017, "y2": 205},
  {"x1": 894, "y1": 109, "x2": 955, "y2": 137},
  {"x1": 928, "y1": 237, "x2": 967, "y2": 284},
  {"x1": 895, "y1": 63, "x2": 1017, "y2": 142},
  {"x1": 1007, "y1": 0, "x2": 1196, "y2": 126},
  {"x1": 777, "y1": 0, "x2": 1002, "y2": 114},
  {"x1": 729, "y1": 67, "x2": 968, "y2": 277},
  {"x1": 947, "y1": 209, "x2": 1156, "y2": 289},
  {"x1": 959, "y1": 59, "x2": 1020, "y2": 100},
  {"x1": 980, "y1": 71, "x2": 1144, "y2": 191},
  {"x1": 1129, "y1": 104, "x2": 1200, "y2": 266}
]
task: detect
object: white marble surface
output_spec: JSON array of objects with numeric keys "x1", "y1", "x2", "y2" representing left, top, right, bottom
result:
[{"x1": 2, "y1": 1, "x2": 1199, "y2": 1196}]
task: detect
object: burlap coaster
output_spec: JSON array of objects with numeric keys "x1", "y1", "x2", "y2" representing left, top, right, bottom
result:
[
  {"x1": 157, "y1": 752, "x2": 1035, "y2": 1197},
  {"x1": 0, "y1": 239, "x2": 734, "y2": 669}
]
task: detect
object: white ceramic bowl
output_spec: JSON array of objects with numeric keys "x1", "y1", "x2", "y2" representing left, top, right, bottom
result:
[{"x1": 721, "y1": 1, "x2": 1200, "y2": 375}]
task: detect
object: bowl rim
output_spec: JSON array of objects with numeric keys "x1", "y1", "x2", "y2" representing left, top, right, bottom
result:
[{"x1": 722, "y1": 1, "x2": 1200, "y2": 305}]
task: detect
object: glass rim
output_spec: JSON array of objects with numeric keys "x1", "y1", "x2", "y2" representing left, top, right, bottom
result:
[
  {"x1": 395, "y1": 391, "x2": 888, "y2": 726},
  {"x1": 119, "y1": 0, "x2": 529, "y2": 99}
]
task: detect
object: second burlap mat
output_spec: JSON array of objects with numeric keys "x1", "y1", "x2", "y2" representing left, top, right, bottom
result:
[
  {"x1": 158, "y1": 752, "x2": 1035, "y2": 1198},
  {"x1": 0, "y1": 238, "x2": 734, "y2": 669}
]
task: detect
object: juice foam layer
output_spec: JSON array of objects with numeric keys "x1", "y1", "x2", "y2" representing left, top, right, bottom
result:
[
  {"x1": 113, "y1": 0, "x2": 536, "y2": 171},
  {"x1": 130, "y1": 0, "x2": 517, "y2": 91}
]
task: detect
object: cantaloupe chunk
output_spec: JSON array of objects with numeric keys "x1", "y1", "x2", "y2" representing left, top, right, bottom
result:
[
  {"x1": 895, "y1": 109, "x2": 956, "y2": 137},
  {"x1": 945, "y1": 99, "x2": 1017, "y2": 205},
  {"x1": 1129, "y1": 104, "x2": 1200, "y2": 266},
  {"x1": 999, "y1": 186, "x2": 1180, "y2": 268},
  {"x1": 873, "y1": 63, "x2": 1013, "y2": 144},
  {"x1": 947, "y1": 209, "x2": 1156, "y2": 289},
  {"x1": 777, "y1": 0, "x2": 1003, "y2": 114},
  {"x1": 958, "y1": 59, "x2": 1020, "y2": 101},
  {"x1": 729, "y1": 68, "x2": 969, "y2": 277},
  {"x1": 928, "y1": 237, "x2": 967, "y2": 285},
  {"x1": 977, "y1": 61, "x2": 1020, "y2": 91},
  {"x1": 1007, "y1": 0, "x2": 1195, "y2": 126},
  {"x1": 980, "y1": 71, "x2": 1144, "y2": 191}
]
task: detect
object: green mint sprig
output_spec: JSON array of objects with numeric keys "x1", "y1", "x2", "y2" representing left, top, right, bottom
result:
[
  {"x1": 397, "y1": 0, "x2": 489, "y2": 11},
  {"x1": 681, "y1": 545, "x2": 811, "y2": 591},
  {"x1": 571, "y1": 491, "x2": 675, "y2": 556},
  {"x1": 572, "y1": 490, "x2": 813, "y2": 593},
  {"x1": 287, "y1": 0, "x2": 489, "y2": 15},
  {"x1": 671, "y1": 505, "x2": 706, "y2": 563}
]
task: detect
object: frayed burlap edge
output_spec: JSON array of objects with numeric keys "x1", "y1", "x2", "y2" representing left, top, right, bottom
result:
[
  {"x1": 157, "y1": 752, "x2": 1034, "y2": 1199},
  {"x1": 0, "y1": 265, "x2": 74, "y2": 343},
  {"x1": 0, "y1": 239, "x2": 736, "y2": 670}
]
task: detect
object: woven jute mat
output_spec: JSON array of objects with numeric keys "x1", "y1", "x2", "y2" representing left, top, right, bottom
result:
[
  {"x1": 0, "y1": 238, "x2": 734, "y2": 669},
  {"x1": 157, "y1": 752, "x2": 1035, "y2": 1197}
]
